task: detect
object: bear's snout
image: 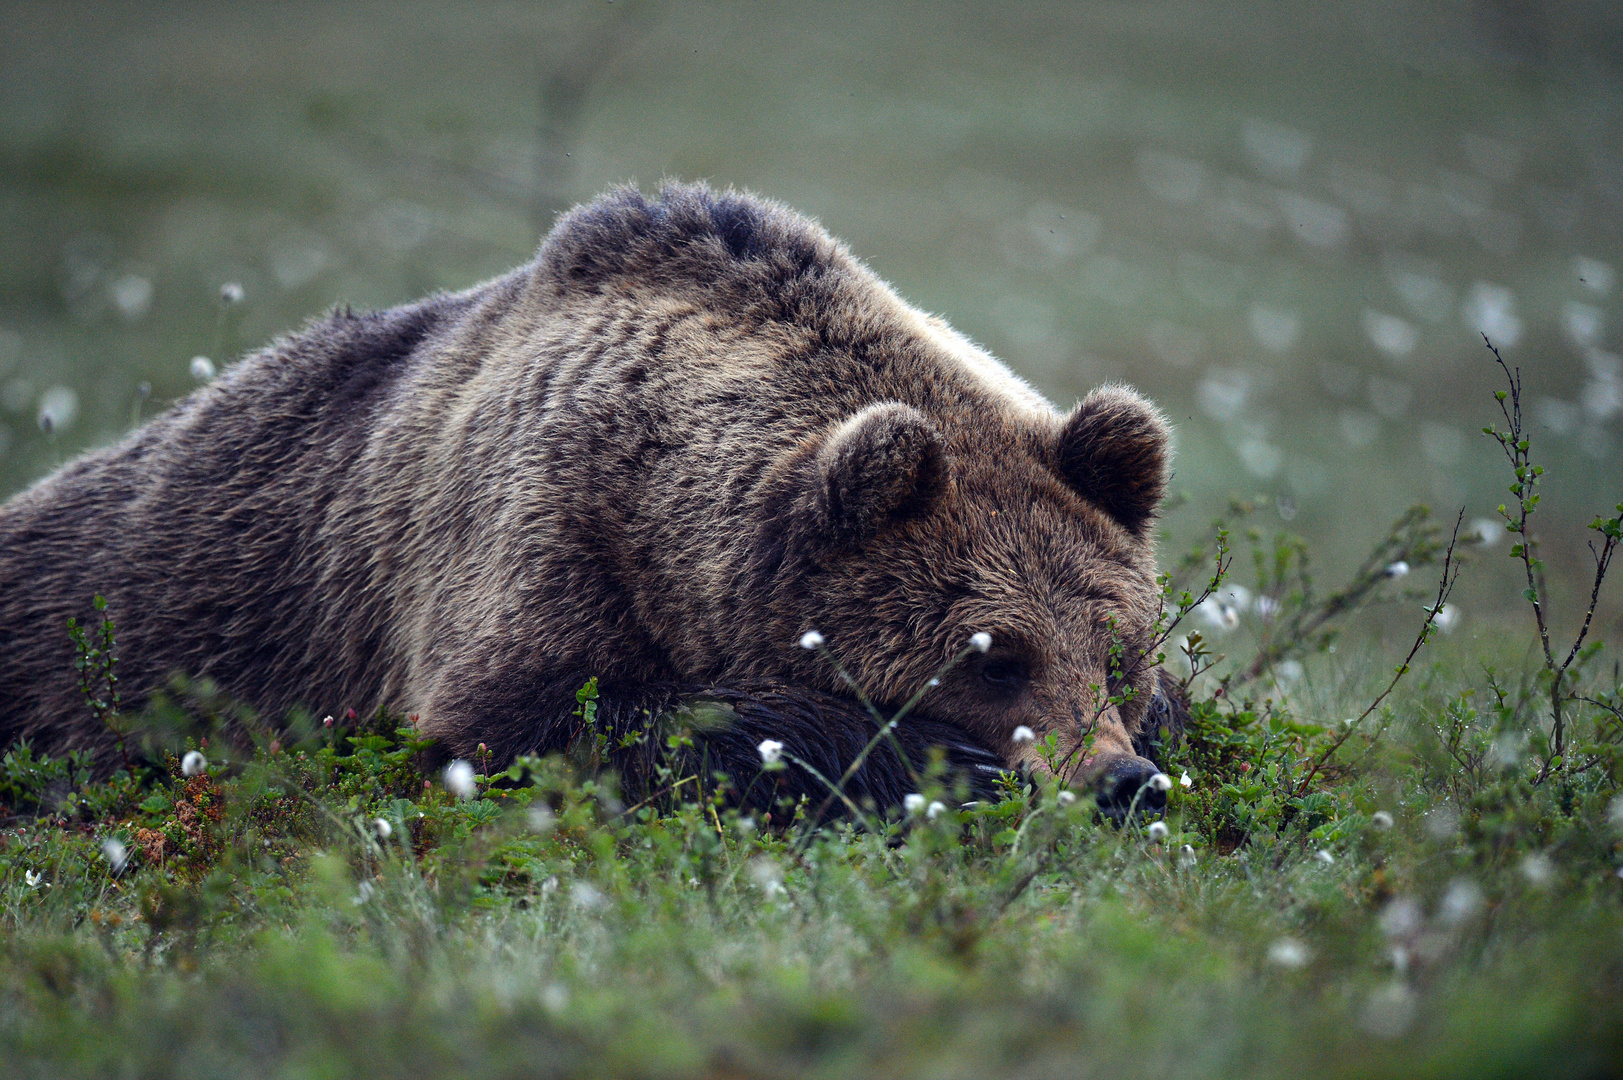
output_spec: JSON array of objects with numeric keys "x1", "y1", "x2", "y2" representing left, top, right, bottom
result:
[{"x1": 1091, "y1": 755, "x2": 1166, "y2": 821}]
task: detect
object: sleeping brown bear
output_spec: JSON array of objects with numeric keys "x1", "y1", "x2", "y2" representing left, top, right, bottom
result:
[{"x1": 0, "y1": 182, "x2": 1180, "y2": 816}]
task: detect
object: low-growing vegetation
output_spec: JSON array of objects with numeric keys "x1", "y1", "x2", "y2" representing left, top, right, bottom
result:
[{"x1": 2, "y1": 351, "x2": 1621, "y2": 1079}]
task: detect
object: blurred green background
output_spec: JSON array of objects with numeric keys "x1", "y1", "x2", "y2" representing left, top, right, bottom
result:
[{"x1": 1, "y1": 0, "x2": 1619, "y2": 628}]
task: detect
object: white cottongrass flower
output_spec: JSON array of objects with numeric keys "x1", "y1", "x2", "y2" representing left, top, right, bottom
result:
[
  {"x1": 1149, "y1": 772, "x2": 1173, "y2": 792},
  {"x1": 1177, "y1": 844, "x2": 1198, "y2": 869},
  {"x1": 1379, "y1": 897, "x2": 1422, "y2": 940},
  {"x1": 1372, "y1": 810, "x2": 1395, "y2": 830},
  {"x1": 1011, "y1": 725, "x2": 1035, "y2": 744},
  {"x1": 352, "y1": 880, "x2": 374, "y2": 905},
  {"x1": 527, "y1": 805, "x2": 556, "y2": 833},
  {"x1": 102, "y1": 838, "x2": 128, "y2": 874},
  {"x1": 969, "y1": 632, "x2": 992, "y2": 653},
  {"x1": 373, "y1": 818, "x2": 392, "y2": 841},
  {"x1": 1056, "y1": 790, "x2": 1077, "y2": 806},
  {"x1": 1428, "y1": 603, "x2": 1460, "y2": 633},
  {"x1": 747, "y1": 857, "x2": 787, "y2": 898},
  {"x1": 1383, "y1": 560, "x2": 1410, "y2": 579},
  {"x1": 1147, "y1": 821, "x2": 1169, "y2": 842},
  {"x1": 541, "y1": 983, "x2": 569, "y2": 1013},
  {"x1": 181, "y1": 750, "x2": 207, "y2": 777},
  {"x1": 1609, "y1": 794, "x2": 1623, "y2": 830},
  {"x1": 571, "y1": 881, "x2": 606, "y2": 910},
  {"x1": 1315, "y1": 849, "x2": 1336, "y2": 865},
  {"x1": 219, "y1": 281, "x2": 245, "y2": 304},
  {"x1": 798, "y1": 630, "x2": 824, "y2": 650},
  {"x1": 1267, "y1": 937, "x2": 1310, "y2": 969},
  {"x1": 926, "y1": 800, "x2": 947, "y2": 820},
  {"x1": 443, "y1": 759, "x2": 476, "y2": 800},
  {"x1": 1521, "y1": 852, "x2": 1554, "y2": 888},
  {"x1": 903, "y1": 793, "x2": 927, "y2": 815},
  {"x1": 757, "y1": 739, "x2": 784, "y2": 765},
  {"x1": 1468, "y1": 517, "x2": 1503, "y2": 547},
  {"x1": 189, "y1": 356, "x2": 216, "y2": 382},
  {"x1": 25, "y1": 870, "x2": 44, "y2": 889},
  {"x1": 1438, "y1": 879, "x2": 1484, "y2": 927},
  {"x1": 1179, "y1": 771, "x2": 1193, "y2": 789}
]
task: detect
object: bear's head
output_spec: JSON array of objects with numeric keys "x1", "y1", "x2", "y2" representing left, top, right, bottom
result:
[{"x1": 762, "y1": 385, "x2": 1172, "y2": 808}]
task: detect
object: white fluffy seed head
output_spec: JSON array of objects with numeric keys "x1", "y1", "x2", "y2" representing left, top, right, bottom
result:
[
  {"x1": 1149, "y1": 772, "x2": 1173, "y2": 792},
  {"x1": 181, "y1": 750, "x2": 207, "y2": 777},
  {"x1": 1011, "y1": 725, "x2": 1035, "y2": 744},
  {"x1": 757, "y1": 739, "x2": 784, "y2": 765},
  {"x1": 969, "y1": 632, "x2": 992, "y2": 654},
  {"x1": 1056, "y1": 790, "x2": 1077, "y2": 806},
  {"x1": 1372, "y1": 810, "x2": 1395, "y2": 830},
  {"x1": 1383, "y1": 560, "x2": 1411, "y2": 579},
  {"x1": 102, "y1": 838, "x2": 128, "y2": 873},
  {"x1": 903, "y1": 793, "x2": 926, "y2": 814},
  {"x1": 926, "y1": 800, "x2": 947, "y2": 820},
  {"x1": 189, "y1": 355, "x2": 216, "y2": 382},
  {"x1": 1147, "y1": 821, "x2": 1169, "y2": 842},
  {"x1": 798, "y1": 630, "x2": 825, "y2": 650},
  {"x1": 443, "y1": 759, "x2": 476, "y2": 800},
  {"x1": 374, "y1": 818, "x2": 392, "y2": 841},
  {"x1": 219, "y1": 281, "x2": 245, "y2": 305}
]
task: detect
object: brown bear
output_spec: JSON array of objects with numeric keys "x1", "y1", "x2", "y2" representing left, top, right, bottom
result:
[{"x1": 0, "y1": 181, "x2": 1176, "y2": 814}]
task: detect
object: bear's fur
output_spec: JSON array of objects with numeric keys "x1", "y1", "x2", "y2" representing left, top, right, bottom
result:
[{"x1": 0, "y1": 182, "x2": 1174, "y2": 809}]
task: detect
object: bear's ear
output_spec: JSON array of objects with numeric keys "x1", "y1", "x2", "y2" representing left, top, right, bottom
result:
[
  {"x1": 810, "y1": 402, "x2": 948, "y2": 550},
  {"x1": 1056, "y1": 386, "x2": 1170, "y2": 536}
]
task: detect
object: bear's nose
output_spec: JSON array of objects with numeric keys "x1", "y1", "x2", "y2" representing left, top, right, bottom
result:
[{"x1": 1093, "y1": 755, "x2": 1166, "y2": 821}]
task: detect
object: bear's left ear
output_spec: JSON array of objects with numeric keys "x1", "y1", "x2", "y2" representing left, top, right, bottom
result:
[
  {"x1": 1056, "y1": 386, "x2": 1171, "y2": 536},
  {"x1": 810, "y1": 402, "x2": 948, "y2": 551}
]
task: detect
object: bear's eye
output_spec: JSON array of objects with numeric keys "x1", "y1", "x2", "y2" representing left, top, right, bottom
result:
[{"x1": 977, "y1": 655, "x2": 1029, "y2": 692}]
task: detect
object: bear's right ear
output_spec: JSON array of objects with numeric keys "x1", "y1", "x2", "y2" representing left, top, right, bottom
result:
[
  {"x1": 1056, "y1": 386, "x2": 1170, "y2": 536},
  {"x1": 807, "y1": 402, "x2": 948, "y2": 551}
]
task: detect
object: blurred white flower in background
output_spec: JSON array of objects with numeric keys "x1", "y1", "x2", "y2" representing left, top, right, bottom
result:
[
  {"x1": 181, "y1": 750, "x2": 207, "y2": 776},
  {"x1": 443, "y1": 759, "x2": 476, "y2": 800},
  {"x1": 1521, "y1": 852, "x2": 1554, "y2": 888},
  {"x1": 1248, "y1": 304, "x2": 1301, "y2": 354},
  {"x1": 109, "y1": 274, "x2": 153, "y2": 320},
  {"x1": 1574, "y1": 255, "x2": 1615, "y2": 294},
  {"x1": 1438, "y1": 879, "x2": 1484, "y2": 926},
  {"x1": 1267, "y1": 937, "x2": 1310, "y2": 968},
  {"x1": 1278, "y1": 191, "x2": 1350, "y2": 249},
  {"x1": 757, "y1": 739, "x2": 783, "y2": 765},
  {"x1": 1362, "y1": 309, "x2": 1417, "y2": 361},
  {"x1": 1462, "y1": 282, "x2": 1522, "y2": 348},
  {"x1": 190, "y1": 356, "x2": 216, "y2": 382},
  {"x1": 102, "y1": 838, "x2": 128, "y2": 874},
  {"x1": 36, "y1": 386, "x2": 78, "y2": 433},
  {"x1": 1136, "y1": 149, "x2": 1206, "y2": 205},
  {"x1": 747, "y1": 857, "x2": 786, "y2": 898},
  {"x1": 1429, "y1": 604, "x2": 1460, "y2": 633},
  {"x1": 1562, "y1": 301, "x2": 1604, "y2": 348},
  {"x1": 1468, "y1": 518, "x2": 1503, "y2": 548},
  {"x1": 1242, "y1": 118, "x2": 1313, "y2": 178}
]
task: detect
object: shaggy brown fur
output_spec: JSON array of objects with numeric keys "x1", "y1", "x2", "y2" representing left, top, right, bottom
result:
[{"x1": 0, "y1": 181, "x2": 1173, "y2": 804}]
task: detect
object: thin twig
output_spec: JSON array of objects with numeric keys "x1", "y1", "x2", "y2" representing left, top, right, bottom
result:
[{"x1": 1293, "y1": 510, "x2": 1464, "y2": 799}]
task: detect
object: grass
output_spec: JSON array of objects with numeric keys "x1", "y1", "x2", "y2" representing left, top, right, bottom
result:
[{"x1": 2, "y1": 598, "x2": 1622, "y2": 1079}]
